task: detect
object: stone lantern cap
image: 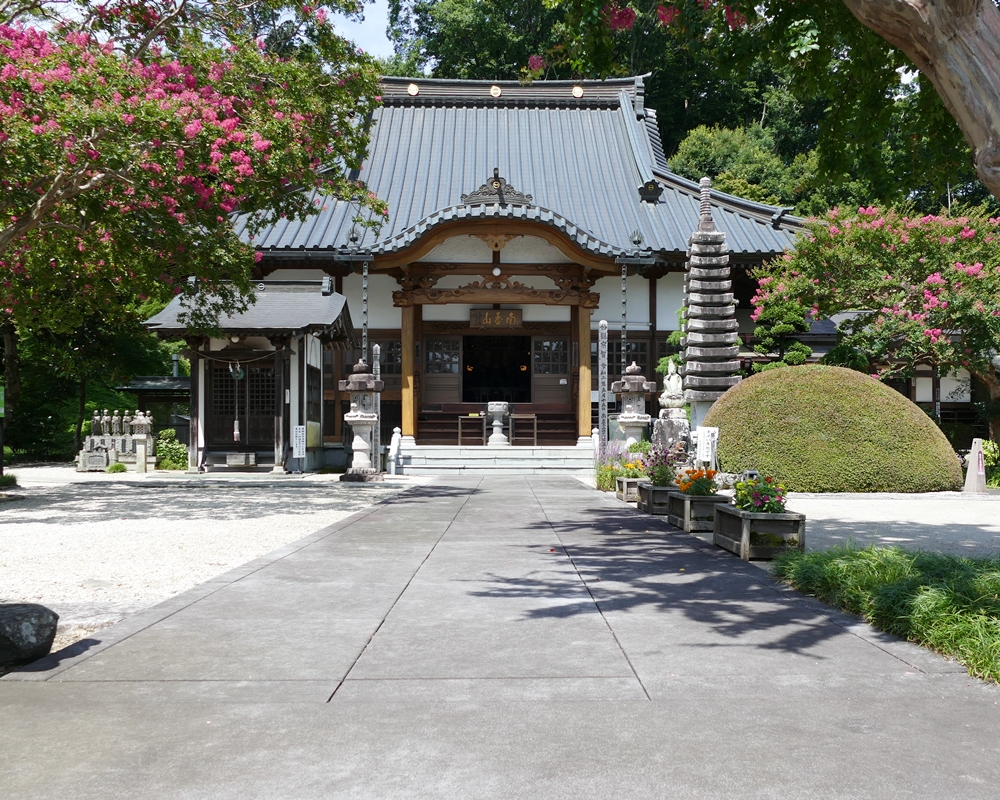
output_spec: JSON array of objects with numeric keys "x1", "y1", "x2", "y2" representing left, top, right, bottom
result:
[
  {"x1": 339, "y1": 359, "x2": 384, "y2": 393},
  {"x1": 611, "y1": 361, "x2": 657, "y2": 394}
]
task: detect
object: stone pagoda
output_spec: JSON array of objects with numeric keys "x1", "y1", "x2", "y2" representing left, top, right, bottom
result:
[{"x1": 681, "y1": 178, "x2": 742, "y2": 429}]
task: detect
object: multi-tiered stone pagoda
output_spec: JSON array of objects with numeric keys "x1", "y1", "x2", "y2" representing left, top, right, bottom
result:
[{"x1": 681, "y1": 178, "x2": 742, "y2": 429}]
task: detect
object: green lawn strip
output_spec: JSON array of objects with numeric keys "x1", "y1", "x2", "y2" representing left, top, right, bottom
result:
[{"x1": 773, "y1": 546, "x2": 1000, "y2": 683}]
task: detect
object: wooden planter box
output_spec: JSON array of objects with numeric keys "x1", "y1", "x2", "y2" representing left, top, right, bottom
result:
[
  {"x1": 666, "y1": 491, "x2": 731, "y2": 532},
  {"x1": 636, "y1": 482, "x2": 675, "y2": 515},
  {"x1": 713, "y1": 504, "x2": 806, "y2": 561},
  {"x1": 615, "y1": 476, "x2": 643, "y2": 502}
]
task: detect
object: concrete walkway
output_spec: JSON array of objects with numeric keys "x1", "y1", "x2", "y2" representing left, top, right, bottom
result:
[{"x1": 3, "y1": 477, "x2": 999, "y2": 799}]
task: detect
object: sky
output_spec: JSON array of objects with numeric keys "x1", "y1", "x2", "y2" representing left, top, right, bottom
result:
[{"x1": 331, "y1": 0, "x2": 396, "y2": 59}]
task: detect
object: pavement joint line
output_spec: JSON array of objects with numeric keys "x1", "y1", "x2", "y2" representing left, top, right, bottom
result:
[
  {"x1": 613, "y1": 495, "x2": 942, "y2": 676},
  {"x1": 526, "y1": 478, "x2": 652, "y2": 701},
  {"x1": 5, "y1": 488, "x2": 409, "y2": 682},
  {"x1": 326, "y1": 477, "x2": 484, "y2": 703}
]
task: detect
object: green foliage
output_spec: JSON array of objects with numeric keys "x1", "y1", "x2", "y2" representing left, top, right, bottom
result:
[
  {"x1": 627, "y1": 440, "x2": 651, "y2": 454},
  {"x1": 984, "y1": 440, "x2": 1000, "y2": 489},
  {"x1": 774, "y1": 545, "x2": 1000, "y2": 683},
  {"x1": 105, "y1": 461, "x2": 127, "y2": 474},
  {"x1": 733, "y1": 475, "x2": 787, "y2": 513},
  {"x1": 0, "y1": 473, "x2": 17, "y2": 488},
  {"x1": 389, "y1": 0, "x2": 564, "y2": 79},
  {"x1": 703, "y1": 365, "x2": 963, "y2": 492},
  {"x1": 156, "y1": 428, "x2": 188, "y2": 471}
]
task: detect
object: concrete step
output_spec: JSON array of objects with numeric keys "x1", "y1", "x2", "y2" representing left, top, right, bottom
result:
[{"x1": 398, "y1": 444, "x2": 596, "y2": 475}]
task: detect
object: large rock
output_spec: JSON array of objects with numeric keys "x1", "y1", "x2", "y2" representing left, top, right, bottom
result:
[{"x1": 0, "y1": 604, "x2": 59, "y2": 668}]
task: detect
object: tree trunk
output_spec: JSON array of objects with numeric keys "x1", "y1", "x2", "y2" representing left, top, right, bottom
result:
[
  {"x1": 75, "y1": 377, "x2": 86, "y2": 453},
  {"x1": 841, "y1": 0, "x2": 1000, "y2": 201},
  {"x1": 1, "y1": 322, "x2": 20, "y2": 430},
  {"x1": 977, "y1": 368, "x2": 1000, "y2": 441}
]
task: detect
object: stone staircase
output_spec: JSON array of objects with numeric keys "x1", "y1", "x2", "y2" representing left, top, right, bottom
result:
[{"x1": 398, "y1": 444, "x2": 595, "y2": 475}]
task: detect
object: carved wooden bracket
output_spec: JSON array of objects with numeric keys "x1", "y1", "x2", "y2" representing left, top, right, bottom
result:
[
  {"x1": 474, "y1": 233, "x2": 520, "y2": 251},
  {"x1": 393, "y1": 286, "x2": 599, "y2": 308}
]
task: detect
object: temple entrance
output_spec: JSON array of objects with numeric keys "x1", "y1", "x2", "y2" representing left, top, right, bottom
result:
[
  {"x1": 462, "y1": 335, "x2": 531, "y2": 403},
  {"x1": 207, "y1": 364, "x2": 275, "y2": 447}
]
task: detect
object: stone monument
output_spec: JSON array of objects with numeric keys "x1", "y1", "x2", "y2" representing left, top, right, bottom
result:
[
  {"x1": 681, "y1": 177, "x2": 742, "y2": 430},
  {"x1": 77, "y1": 408, "x2": 156, "y2": 472},
  {"x1": 964, "y1": 438, "x2": 987, "y2": 493},
  {"x1": 653, "y1": 360, "x2": 690, "y2": 451},
  {"x1": 611, "y1": 362, "x2": 657, "y2": 447},
  {"x1": 339, "y1": 359, "x2": 384, "y2": 482}
]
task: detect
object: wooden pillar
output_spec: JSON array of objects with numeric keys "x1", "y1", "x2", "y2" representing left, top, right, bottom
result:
[
  {"x1": 188, "y1": 351, "x2": 200, "y2": 471},
  {"x1": 577, "y1": 305, "x2": 592, "y2": 437},
  {"x1": 274, "y1": 345, "x2": 286, "y2": 470},
  {"x1": 401, "y1": 304, "x2": 416, "y2": 437}
]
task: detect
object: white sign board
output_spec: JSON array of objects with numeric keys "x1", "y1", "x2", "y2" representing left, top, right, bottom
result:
[
  {"x1": 292, "y1": 425, "x2": 307, "y2": 459},
  {"x1": 696, "y1": 426, "x2": 719, "y2": 465}
]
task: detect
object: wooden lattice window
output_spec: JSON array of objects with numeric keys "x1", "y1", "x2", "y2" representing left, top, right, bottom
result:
[
  {"x1": 425, "y1": 339, "x2": 460, "y2": 374},
  {"x1": 212, "y1": 365, "x2": 239, "y2": 416},
  {"x1": 533, "y1": 340, "x2": 568, "y2": 374},
  {"x1": 247, "y1": 367, "x2": 276, "y2": 416}
]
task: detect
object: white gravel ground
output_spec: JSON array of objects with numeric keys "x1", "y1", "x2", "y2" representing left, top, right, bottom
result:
[{"x1": 0, "y1": 466, "x2": 422, "y2": 649}]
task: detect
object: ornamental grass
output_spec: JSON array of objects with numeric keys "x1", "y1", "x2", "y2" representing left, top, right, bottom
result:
[{"x1": 774, "y1": 545, "x2": 1000, "y2": 683}]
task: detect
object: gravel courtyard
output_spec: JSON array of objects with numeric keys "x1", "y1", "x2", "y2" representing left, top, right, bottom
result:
[{"x1": 0, "y1": 467, "x2": 418, "y2": 650}]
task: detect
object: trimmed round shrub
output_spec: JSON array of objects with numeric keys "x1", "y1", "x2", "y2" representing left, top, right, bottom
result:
[{"x1": 702, "y1": 365, "x2": 963, "y2": 492}]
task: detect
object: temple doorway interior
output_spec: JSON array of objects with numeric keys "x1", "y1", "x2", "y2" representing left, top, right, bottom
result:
[{"x1": 462, "y1": 335, "x2": 531, "y2": 403}]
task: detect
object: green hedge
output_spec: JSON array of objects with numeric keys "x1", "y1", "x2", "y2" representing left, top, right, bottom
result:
[{"x1": 702, "y1": 365, "x2": 962, "y2": 492}]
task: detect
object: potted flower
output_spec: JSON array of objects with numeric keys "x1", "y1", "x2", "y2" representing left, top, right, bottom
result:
[
  {"x1": 637, "y1": 443, "x2": 686, "y2": 515},
  {"x1": 713, "y1": 475, "x2": 805, "y2": 560},
  {"x1": 666, "y1": 468, "x2": 731, "y2": 532},
  {"x1": 614, "y1": 458, "x2": 648, "y2": 502}
]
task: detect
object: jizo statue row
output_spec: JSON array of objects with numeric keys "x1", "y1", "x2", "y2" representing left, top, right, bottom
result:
[{"x1": 92, "y1": 409, "x2": 155, "y2": 437}]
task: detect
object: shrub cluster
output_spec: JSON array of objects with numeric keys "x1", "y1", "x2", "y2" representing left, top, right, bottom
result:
[
  {"x1": 775, "y1": 546, "x2": 1000, "y2": 683},
  {"x1": 156, "y1": 428, "x2": 188, "y2": 471},
  {"x1": 702, "y1": 365, "x2": 963, "y2": 492}
]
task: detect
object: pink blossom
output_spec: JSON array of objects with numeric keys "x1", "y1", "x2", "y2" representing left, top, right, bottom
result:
[
  {"x1": 925, "y1": 273, "x2": 946, "y2": 285},
  {"x1": 723, "y1": 5, "x2": 746, "y2": 29},
  {"x1": 657, "y1": 5, "x2": 681, "y2": 25},
  {"x1": 604, "y1": 3, "x2": 636, "y2": 30},
  {"x1": 960, "y1": 226, "x2": 976, "y2": 239},
  {"x1": 858, "y1": 206, "x2": 878, "y2": 216},
  {"x1": 923, "y1": 328, "x2": 944, "y2": 343},
  {"x1": 829, "y1": 226, "x2": 840, "y2": 235},
  {"x1": 183, "y1": 119, "x2": 202, "y2": 138}
]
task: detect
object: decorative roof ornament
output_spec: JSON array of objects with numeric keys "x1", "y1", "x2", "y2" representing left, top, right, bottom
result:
[
  {"x1": 461, "y1": 167, "x2": 532, "y2": 206},
  {"x1": 638, "y1": 180, "x2": 663, "y2": 203}
]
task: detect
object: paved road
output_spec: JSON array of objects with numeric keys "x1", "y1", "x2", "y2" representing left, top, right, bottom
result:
[{"x1": 3, "y1": 477, "x2": 999, "y2": 799}]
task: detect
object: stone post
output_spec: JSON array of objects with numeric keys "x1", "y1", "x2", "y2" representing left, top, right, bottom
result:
[
  {"x1": 338, "y1": 359, "x2": 384, "y2": 482},
  {"x1": 964, "y1": 438, "x2": 987, "y2": 493},
  {"x1": 681, "y1": 177, "x2": 742, "y2": 429},
  {"x1": 611, "y1": 362, "x2": 657, "y2": 447}
]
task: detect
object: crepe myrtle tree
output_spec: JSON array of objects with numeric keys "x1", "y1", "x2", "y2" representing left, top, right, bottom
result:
[
  {"x1": 541, "y1": 1, "x2": 1000, "y2": 205},
  {"x1": 0, "y1": 0, "x2": 388, "y2": 419},
  {"x1": 749, "y1": 206, "x2": 1000, "y2": 439}
]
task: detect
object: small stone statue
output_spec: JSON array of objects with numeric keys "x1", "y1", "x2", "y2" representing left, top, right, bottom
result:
[
  {"x1": 658, "y1": 361, "x2": 686, "y2": 420},
  {"x1": 91, "y1": 410, "x2": 101, "y2": 437},
  {"x1": 100, "y1": 409, "x2": 111, "y2": 436},
  {"x1": 111, "y1": 410, "x2": 122, "y2": 436},
  {"x1": 122, "y1": 410, "x2": 132, "y2": 434}
]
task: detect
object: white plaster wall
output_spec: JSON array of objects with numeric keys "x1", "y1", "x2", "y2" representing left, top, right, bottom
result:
[
  {"x1": 266, "y1": 268, "x2": 326, "y2": 280},
  {"x1": 915, "y1": 377, "x2": 934, "y2": 403},
  {"x1": 941, "y1": 368, "x2": 972, "y2": 403},
  {"x1": 342, "y1": 272, "x2": 401, "y2": 329},
  {"x1": 501, "y1": 235, "x2": 573, "y2": 263},
  {"x1": 306, "y1": 335, "x2": 323, "y2": 369},
  {"x1": 591, "y1": 274, "x2": 649, "y2": 330},
  {"x1": 423, "y1": 303, "x2": 474, "y2": 321},
  {"x1": 522, "y1": 306, "x2": 570, "y2": 322},
  {"x1": 657, "y1": 272, "x2": 686, "y2": 330},
  {"x1": 421, "y1": 236, "x2": 494, "y2": 262}
]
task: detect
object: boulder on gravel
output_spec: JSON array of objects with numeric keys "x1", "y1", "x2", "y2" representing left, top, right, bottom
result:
[{"x1": 0, "y1": 604, "x2": 59, "y2": 667}]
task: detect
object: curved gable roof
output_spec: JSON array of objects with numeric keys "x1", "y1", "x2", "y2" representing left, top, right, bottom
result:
[{"x1": 244, "y1": 76, "x2": 800, "y2": 263}]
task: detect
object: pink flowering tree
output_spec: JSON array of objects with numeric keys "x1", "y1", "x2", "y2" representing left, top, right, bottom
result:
[
  {"x1": 751, "y1": 206, "x2": 1000, "y2": 438},
  {"x1": 0, "y1": 0, "x2": 387, "y2": 420}
]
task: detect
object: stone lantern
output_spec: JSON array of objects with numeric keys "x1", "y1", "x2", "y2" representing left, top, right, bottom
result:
[
  {"x1": 611, "y1": 362, "x2": 657, "y2": 447},
  {"x1": 339, "y1": 359, "x2": 384, "y2": 482}
]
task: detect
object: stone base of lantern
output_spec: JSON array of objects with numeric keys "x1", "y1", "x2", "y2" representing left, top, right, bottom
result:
[{"x1": 340, "y1": 470, "x2": 384, "y2": 482}]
